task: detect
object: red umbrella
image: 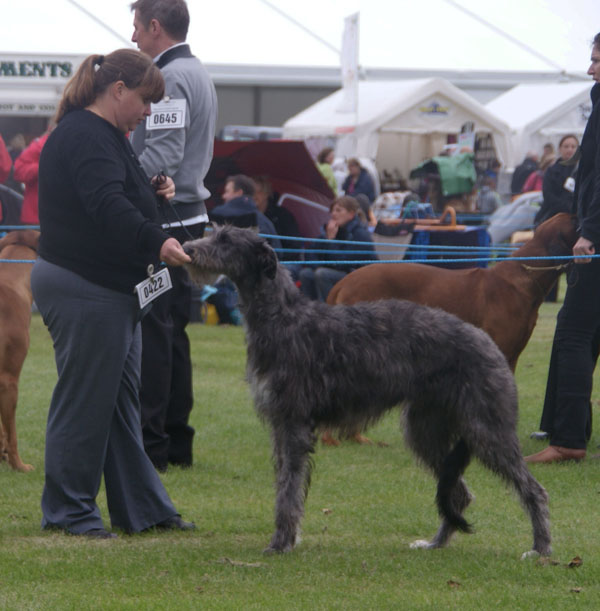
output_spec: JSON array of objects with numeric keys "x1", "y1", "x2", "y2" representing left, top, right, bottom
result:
[{"x1": 205, "y1": 140, "x2": 334, "y2": 238}]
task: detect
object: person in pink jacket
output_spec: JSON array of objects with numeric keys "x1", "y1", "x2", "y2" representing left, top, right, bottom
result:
[{"x1": 13, "y1": 132, "x2": 50, "y2": 224}]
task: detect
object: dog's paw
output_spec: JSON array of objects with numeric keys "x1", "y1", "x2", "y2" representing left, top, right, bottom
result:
[
  {"x1": 521, "y1": 550, "x2": 541, "y2": 560},
  {"x1": 16, "y1": 463, "x2": 34, "y2": 472},
  {"x1": 409, "y1": 539, "x2": 435, "y2": 550}
]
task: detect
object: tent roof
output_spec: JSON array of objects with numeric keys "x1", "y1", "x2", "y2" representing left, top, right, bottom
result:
[
  {"x1": 485, "y1": 82, "x2": 593, "y2": 131},
  {"x1": 283, "y1": 78, "x2": 510, "y2": 136},
  {"x1": 2, "y1": 1, "x2": 596, "y2": 73}
]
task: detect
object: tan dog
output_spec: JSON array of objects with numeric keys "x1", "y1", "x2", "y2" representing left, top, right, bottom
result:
[
  {"x1": 0, "y1": 230, "x2": 39, "y2": 471},
  {"x1": 324, "y1": 213, "x2": 577, "y2": 444}
]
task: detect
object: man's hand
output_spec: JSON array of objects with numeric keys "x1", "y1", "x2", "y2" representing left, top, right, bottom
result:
[
  {"x1": 573, "y1": 236, "x2": 595, "y2": 264},
  {"x1": 160, "y1": 237, "x2": 191, "y2": 266},
  {"x1": 152, "y1": 174, "x2": 176, "y2": 201}
]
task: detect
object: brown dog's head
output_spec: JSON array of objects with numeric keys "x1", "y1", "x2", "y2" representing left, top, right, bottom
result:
[
  {"x1": 533, "y1": 213, "x2": 578, "y2": 256},
  {"x1": 0, "y1": 230, "x2": 40, "y2": 255}
]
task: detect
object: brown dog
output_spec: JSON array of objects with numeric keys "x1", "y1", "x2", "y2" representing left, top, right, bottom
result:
[
  {"x1": 0, "y1": 230, "x2": 39, "y2": 471},
  {"x1": 323, "y1": 213, "x2": 577, "y2": 444},
  {"x1": 328, "y1": 213, "x2": 577, "y2": 370}
]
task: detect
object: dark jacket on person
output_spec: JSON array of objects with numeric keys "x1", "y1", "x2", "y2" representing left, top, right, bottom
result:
[
  {"x1": 210, "y1": 195, "x2": 282, "y2": 250},
  {"x1": 38, "y1": 110, "x2": 169, "y2": 294},
  {"x1": 511, "y1": 156, "x2": 539, "y2": 194},
  {"x1": 264, "y1": 200, "x2": 300, "y2": 261},
  {"x1": 574, "y1": 83, "x2": 600, "y2": 245},
  {"x1": 315, "y1": 216, "x2": 377, "y2": 272},
  {"x1": 0, "y1": 184, "x2": 23, "y2": 226},
  {"x1": 534, "y1": 158, "x2": 577, "y2": 226},
  {"x1": 342, "y1": 168, "x2": 376, "y2": 203}
]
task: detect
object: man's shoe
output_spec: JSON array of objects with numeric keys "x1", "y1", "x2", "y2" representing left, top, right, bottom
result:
[
  {"x1": 154, "y1": 515, "x2": 196, "y2": 531},
  {"x1": 82, "y1": 528, "x2": 118, "y2": 539},
  {"x1": 524, "y1": 445, "x2": 586, "y2": 464}
]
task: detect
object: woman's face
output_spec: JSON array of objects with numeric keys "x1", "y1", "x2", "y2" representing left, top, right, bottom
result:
[
  {"x1": 348, "y1": 162, "x2": 360, "y2": 177},
  {"x1": 330, "y1": 203, "x2": 355, "y2": 226},
  {"x1": 116, "y1": 85, "x2": 152, "y2": 133},
  {"x1": 558, "y1": 137, "x2": 578, "y2": 161}
]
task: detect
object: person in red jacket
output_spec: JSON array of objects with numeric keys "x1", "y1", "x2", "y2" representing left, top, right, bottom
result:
[
  {"x1": 13, "y1": 131, "x2": 50, "y2": 224},
  {"x1": 0, "y1": 134, "x2": 12, "y2": 184}
]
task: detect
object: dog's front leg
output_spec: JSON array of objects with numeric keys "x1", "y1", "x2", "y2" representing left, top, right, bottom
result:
[{"x1": 264, "y1": 423, "x2": 314, "y2": 554}]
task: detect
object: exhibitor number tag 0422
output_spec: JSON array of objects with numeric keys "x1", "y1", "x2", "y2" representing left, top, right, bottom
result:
[{"x1": 135, "y1": 267, "x2": 172, "y2": 308}]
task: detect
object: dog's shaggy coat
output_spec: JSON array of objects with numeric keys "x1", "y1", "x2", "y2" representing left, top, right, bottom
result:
[{"x1": 184, "y1": 226, "x2": 551, "y2": 557}]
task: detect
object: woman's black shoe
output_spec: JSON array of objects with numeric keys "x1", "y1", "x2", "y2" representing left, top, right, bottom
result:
[
  {"x1": 82, "y1": 528, "x2": 117, "y2": 539},
  {"x1": 155, "y1": 515, "x2": 196, "y2": 531}
]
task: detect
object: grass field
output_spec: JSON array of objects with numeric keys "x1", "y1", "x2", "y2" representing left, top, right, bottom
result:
[{"x1": 1, "y1": 297, "x2": 600, "y2": 610}]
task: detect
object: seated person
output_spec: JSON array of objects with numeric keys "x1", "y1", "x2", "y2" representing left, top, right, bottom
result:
[
  {"x1": 476, "y1": 176, "x2": 502, "y2": 215},
  {"x1": 299, "y1": 195, "x2": 376, "y2": 302},
  {"x1": 210, "y1": 174, "x2": 281, "y2": 250},
  {"x1": 253, "y1": 175, "x2": 300, "y2": 260}
]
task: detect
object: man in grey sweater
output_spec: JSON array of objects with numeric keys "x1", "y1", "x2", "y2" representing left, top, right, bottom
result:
[{"x1": 130, "y1": 0, "x2": 218, "y2": 471}]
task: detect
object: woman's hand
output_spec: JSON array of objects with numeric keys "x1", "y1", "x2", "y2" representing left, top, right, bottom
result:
[
  {"x1": 160, "y1": 237, "x2": 191, "y2": 266},
  {"x1": 325, "y1": 218, "x2": 339, "y2": 240},
  {"x1": 573, "y1": 236, "x2": 595, "y2": 264},
  {"x1": 152, "y1": 174, "x2": 176, "y2": 201}
]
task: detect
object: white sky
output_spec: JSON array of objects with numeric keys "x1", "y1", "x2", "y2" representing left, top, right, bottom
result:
[{"x1": 1, "y1": 0, "x2": 598, "y2": 73}]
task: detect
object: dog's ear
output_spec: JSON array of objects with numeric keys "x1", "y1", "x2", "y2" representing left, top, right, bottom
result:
[{"x1": 255, "y1": 241, "x2": 278, "y2": 280}]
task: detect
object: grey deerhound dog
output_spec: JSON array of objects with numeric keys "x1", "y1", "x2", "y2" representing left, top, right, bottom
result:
[{"x1": 183, "y1": 226, "x2": 551, "y2": 558}]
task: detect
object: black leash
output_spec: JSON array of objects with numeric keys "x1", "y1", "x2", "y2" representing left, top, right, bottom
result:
[{"x1": 153, "y1": 170, "x2": 196, "y2": 241}]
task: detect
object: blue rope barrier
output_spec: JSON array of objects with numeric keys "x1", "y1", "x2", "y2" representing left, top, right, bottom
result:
[
  {"x1": 274, "y1": 248, "x2": 514, "y2": 257},
  {"x1": 0, "y1": 225, "x2": 40, "y2": 230},
  {"x1": 0, "y1": 259, "x2": 35, "y2": 263},
  {"x1": 261, "y1": 233, "x2": 519, "y2": 251},
  {"x1": 284, "y1": 254, "x2": 595, "y2": 266}
]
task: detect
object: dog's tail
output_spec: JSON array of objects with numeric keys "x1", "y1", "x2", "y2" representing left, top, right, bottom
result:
[{"x1": 436, "y1": 438, "x2": 472, "y2": 533}]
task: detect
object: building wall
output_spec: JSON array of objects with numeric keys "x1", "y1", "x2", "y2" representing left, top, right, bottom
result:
[{"x1": 214, "y1": 85, "x2": 336, "y2": 129}]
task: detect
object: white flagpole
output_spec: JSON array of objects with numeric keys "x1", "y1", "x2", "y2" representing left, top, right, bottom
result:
[{"x1": 337, "y1": 12, "x2": 359, "y2": 115}]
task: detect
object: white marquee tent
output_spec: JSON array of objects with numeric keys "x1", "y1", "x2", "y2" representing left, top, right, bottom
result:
[
  {"x1": 283, "y1": 78, "x2": 512, "y2": 180},
  {"x1": 486, "y1": 81, "x2": 594, "y2": 169}
]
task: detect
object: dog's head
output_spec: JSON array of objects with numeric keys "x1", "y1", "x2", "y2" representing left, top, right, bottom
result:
[
  {"x1": 183, "y1": 225, "x2": 278, "y2": 289},
  {"x1": 533, "y1": 212, "x2": 578, "y2": 256}
]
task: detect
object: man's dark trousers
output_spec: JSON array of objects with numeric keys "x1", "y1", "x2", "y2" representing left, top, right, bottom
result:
[{"x1": 140, "y1": 222, "x2": 204, "y2": 471}]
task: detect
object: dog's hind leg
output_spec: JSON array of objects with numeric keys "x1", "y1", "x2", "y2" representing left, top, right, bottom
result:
[
  {"x1": 409, "y1": 439, "x2": 474, "y2": 549},
  {"x1": 0, "y1": 378, "x2": 32, "y2": 472},
  {"x1": 473, "y1": 434, "x2": 551, "y2": 557},
  {"x1": 264, "y1": 422, "x2": 315, "y2": 554}
]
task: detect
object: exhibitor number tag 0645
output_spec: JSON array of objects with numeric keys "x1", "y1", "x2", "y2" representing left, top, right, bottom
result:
[
  {"x1": 146, "y1": 98, "x2": 186, "y2": 130},
  {"x1": 135, "y1": 267, "x2": 172, "y2": 308}
]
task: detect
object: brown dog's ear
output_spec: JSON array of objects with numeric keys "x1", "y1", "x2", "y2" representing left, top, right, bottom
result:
[{"x1": 255, "y1": 241, "x2": 278, "y2": 280}]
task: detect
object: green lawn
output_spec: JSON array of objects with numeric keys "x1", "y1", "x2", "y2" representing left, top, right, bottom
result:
[{"x1": 1, "y1": 298, "x2": 600, "y2": 610}]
